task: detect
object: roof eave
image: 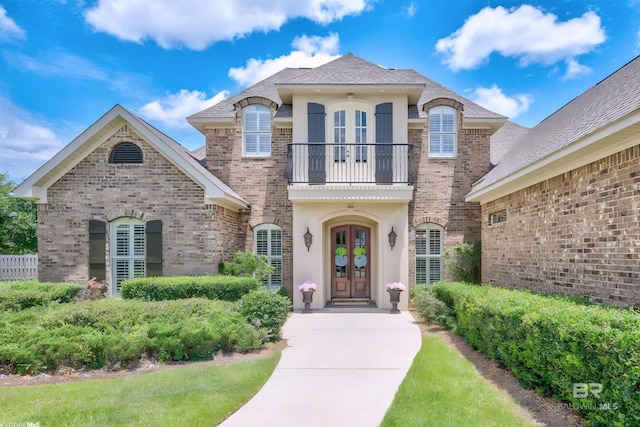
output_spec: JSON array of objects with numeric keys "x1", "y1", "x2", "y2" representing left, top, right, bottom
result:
[
  {"x1": 466, "y1": 111, "x2": 640, "y2": 204},
  {"x1": 276, "y1": 83, "x2": 426, "y2": 104}
]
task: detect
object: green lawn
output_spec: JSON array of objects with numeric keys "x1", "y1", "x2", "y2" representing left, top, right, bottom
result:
[
  {"x1": 381, "y1": 334, "x2": 533, "y2": 427},
  {"x1": 0, "y1": 354, "x2": 279, "y2": 427}
]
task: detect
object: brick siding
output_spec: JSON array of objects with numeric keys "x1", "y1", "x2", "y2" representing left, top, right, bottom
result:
[{"x1": 482, "y1": 144, "x2": 640, "y2": 306}]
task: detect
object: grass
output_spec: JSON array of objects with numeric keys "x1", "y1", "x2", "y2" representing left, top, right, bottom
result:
[
  {"x1": 0, "y1": 354, "x2": 279, "y2": 426},
  {"x1": 381, "y1": 334, "x2": 533, "y2": 427}
]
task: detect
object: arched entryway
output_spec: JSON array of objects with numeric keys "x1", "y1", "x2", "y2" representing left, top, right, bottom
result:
[{"x1": 330, "y1": 224, "x2": 371, "y2": 300}]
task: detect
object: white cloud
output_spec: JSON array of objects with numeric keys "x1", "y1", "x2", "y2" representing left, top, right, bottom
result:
[
  {"x1": 0, "y1": 5, "x2": 25, "y2": 40},
  {"x1": 470, "y1": 85, "x2": 533, "y2": 119},
  {"x1": 139, "y1": 89, "x2": 229, "y2": 128},
  {"x1": 405, "y1": 2, "x2": 417, "y2": 18},
  {"x1": 84, "y1": 0, "x2": 371, "y2": 50},
  {"x1": 229, "y1": 33, "x2": 341, "y2": 86},
  {"x1": 563, "y1": 58, "x2": 592, "y2": 80},
  {"x1": 0, "y1": 97, "x2": 67, "y2": 181},
  {"x1": 436, "y1": 5, "x2": 605, "y2": 75}
]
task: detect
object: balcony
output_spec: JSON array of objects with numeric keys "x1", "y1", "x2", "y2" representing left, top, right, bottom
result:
[{"x1": 285, "y1": 143, "x2": 415, "y2": 185}]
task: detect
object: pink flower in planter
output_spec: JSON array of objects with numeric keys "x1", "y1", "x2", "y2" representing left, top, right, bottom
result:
[
  {"x1": 386, "y1": 282, "x2": 406, "y2": 291},
  {"x1": 298, "y1": 281, "x2": 318, "y2": 292}
]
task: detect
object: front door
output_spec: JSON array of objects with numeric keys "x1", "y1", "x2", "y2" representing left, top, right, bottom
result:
[{"x1": 331, "y1": 225, "x2": 371, "y2": 299}]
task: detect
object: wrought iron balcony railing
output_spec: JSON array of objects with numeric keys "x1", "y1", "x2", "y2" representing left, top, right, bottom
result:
[{"x1": 285, "y1": 143, "x2": 415, "y2": 185}]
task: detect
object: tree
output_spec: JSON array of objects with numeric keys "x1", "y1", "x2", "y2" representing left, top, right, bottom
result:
[{"x1": 0, "y1": 173, "x2": 37, "y2": 254}]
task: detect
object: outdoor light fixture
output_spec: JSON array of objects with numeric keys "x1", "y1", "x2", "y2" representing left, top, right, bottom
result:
[
  {"x1": 388, "y1": 227, "x2": 397, "y2": 250},
  {"x1": 304, "y1": 227, "x2": 313, "y2": 251}
]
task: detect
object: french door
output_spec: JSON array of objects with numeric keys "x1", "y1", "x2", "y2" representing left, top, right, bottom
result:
[{"x1": 331, "y1": 225, "x2": 371, "y2": 299}]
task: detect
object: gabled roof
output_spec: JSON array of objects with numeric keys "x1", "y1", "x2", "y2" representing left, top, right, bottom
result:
[
  {"x1": 490, "y1": 121, "x2": 530, "y2": 165},
  {"x1": 467, "y1": 55, "x2": 640, "y2": 203},
  {"x1": 188, "y1": 53, "x2": 505, "y2": 132},
  {"x1": 14, "y1": 104, "x2": 249, "y2": 211}
]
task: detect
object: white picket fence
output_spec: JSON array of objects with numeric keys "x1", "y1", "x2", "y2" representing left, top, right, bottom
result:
[{"x1": 0, "y1": 254, "x2": 39, "y2": 281}]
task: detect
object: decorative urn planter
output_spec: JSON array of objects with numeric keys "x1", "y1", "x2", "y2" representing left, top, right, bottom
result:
[
  {"x1": 386, "y1": 282, "x2": 406, "y2": 314},
  {"x1": 298, "y1": 281, "x2": 318, "y2": 314}
]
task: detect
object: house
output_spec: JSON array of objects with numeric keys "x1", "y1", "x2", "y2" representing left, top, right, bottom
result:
[
  {"x1": 466, "y1": 56, "x2": 640, "y2": 307},
  {"x1": 14, "y1": 53, "x2": 505, "y2": 310}
]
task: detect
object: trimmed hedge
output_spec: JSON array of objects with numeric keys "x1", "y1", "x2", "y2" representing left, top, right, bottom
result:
[
  {"x1": 238, "y1": 289, "x2": 291, "y2": 343},
  {"x1": 431, "y1": 282, "x2": 640, "y2": 427},
  {"x1": 0, "y1": 298, "x2": 261, "y2": 374},
  {"x1": 0, "y1": 280, "x2": 84, "y2": 311},
  {"x1": 410, "y1": 285, "x2": 453, "y2": 327},
  {"x1": 121, "y1": 275, "x2": 260, "y2": 302}
]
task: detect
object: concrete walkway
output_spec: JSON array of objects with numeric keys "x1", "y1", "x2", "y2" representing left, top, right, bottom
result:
[{"x1": 220, "y1": 310, "x2": 422, "y2": 427}]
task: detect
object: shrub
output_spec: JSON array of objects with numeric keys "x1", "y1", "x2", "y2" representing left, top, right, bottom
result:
[
  {"x1": 276, "y1": 285, "x2": 290, "y2": 299},
  {"x1": 0, "y1": 298, "x2": 262, "y2": 373},
  {"x1": 121, "y1": 275, "x2": 260, "y2": 302},
  {"x1": 238, "y1": 289, "x2": 291, "y2": 343},
  {"x1": 219, "y1": 251, "x2": 275, "y2": 283},
  {"x1": 410, "y1": 285, "x2": 453, "y2": 327},
  {"x1": 75, "y1": 278, "x2": 108, "y2": 302},
  {"x1": 0, "y1": 280, "x2": 84, "y2": 311},
  {"x1": 443, "y1": 242, "x2": 481, "y2": 284},
  {"x1": 431, "y1": 282, "x2": 640, "y2": 426}
]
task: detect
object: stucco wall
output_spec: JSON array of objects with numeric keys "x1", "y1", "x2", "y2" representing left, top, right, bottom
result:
[
  {"x1": 38, "y1": 125, "x2": 241, "y2": 288},
  {"x1": 481, "y1": 144, "x2": 640, "y2": 306}
]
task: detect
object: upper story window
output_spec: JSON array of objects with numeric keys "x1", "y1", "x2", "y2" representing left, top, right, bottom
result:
[
  {"x1": 109, "y1": 142, "x2": 143, "y2": 164},
  {"x1": 243, "y1": 104, "x2": 271, "y2": 156},
  {"x1": 429, "y1": 106, "x2": 457, "y2": 158}
]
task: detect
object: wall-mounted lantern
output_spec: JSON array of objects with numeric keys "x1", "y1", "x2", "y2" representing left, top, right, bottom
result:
[
  {"x1": 304, "y1": 227, "x2": 313, "y2": 252},
  {"x1": 388, "y1": 227, "x2": 397, "y2": 250}
]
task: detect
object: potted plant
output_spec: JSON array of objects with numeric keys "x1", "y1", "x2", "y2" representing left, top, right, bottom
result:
[
  {"x1": 353, "y1": 246, "x2": 367, "y2": 267},
  {"x1": 335, "y1": 246, "x2": 348, "y2": 267},
  {"x1": 298, "y1": 280, "x2": 318, "y2": 313},
  {"x1": 386, "y1": 282, "x2": 406, "y2": 314}
]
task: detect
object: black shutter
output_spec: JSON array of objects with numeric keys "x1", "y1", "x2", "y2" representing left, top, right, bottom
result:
[
  {"x1": 375, "y1": 103, "x2": 393, "y2": 184},
  {"x1": 88, "y1": 220, "x2": 106, "y2": 281},
  {"x1": 308, "y1": 103, "x2": 326, "y2": 184},
  {"x1": 145, "y1": 220, "x2": 162, "y2": 277}
]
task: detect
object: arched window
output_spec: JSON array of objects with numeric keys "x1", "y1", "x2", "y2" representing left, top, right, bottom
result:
[
  {"x1": 253, "y1": 224, "x2": 282, "y2": 289},
  {"x1": 110, "y1": 218, "x2": 145, "y2": 295},
  {"x1": 109, "y1": 142, "x2": 143, "y2": 164},
  {"x1": 415, "y1": 223, "x2": 444, "y2": 284},
  {"x1": 429, "y1": 106, "x2": 457, "y2": 157},
  {"x1": 243, "y1": 105, "x2": 271, "y2": 156}
]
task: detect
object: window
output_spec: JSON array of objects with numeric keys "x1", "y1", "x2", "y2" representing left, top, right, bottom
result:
[
  {"x1": 109, "y1": 142, "x2": 143, "y2": 163},
  {"x1": 254, "y1": 224, "x2": 282, "y2": 289},
  {"x1": 110, "y1": 218, "x2": 145, "y2": 295},
  {"x1": 429, "y1": 106, "x2": 457, "y2": 157},
  {"x1": 333, "y1": 108, "x2": 368, "y2": 162},
  {"x1": 415, "y1": 223, "x2": 444, "y2": 284},
  {"x1": 490, "y1": 210, "x2": 507, "y2": 225},
  {"x1": 243, "y1": 105, "x2": 271, "y2": 156}
]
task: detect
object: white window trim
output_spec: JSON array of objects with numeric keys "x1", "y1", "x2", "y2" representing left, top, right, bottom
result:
[
  {"x1": 429, "y1": 105, "x2": 457, "y2": 158},
  {"x1": 253, "y1": 224, "x2": 283, "y2": 289},
  {"x1": 110, "y1": 217, "x2": 145, "y2": 296},
  {"x1": 415, "y1": 223, "x2": 444, "y2": 285},
  {"x1": 243, "y1": 104, "x2": 271, "y2": 157},
  {"x1": 490, "y1": 210, "x2": 507, "y2": 226}
]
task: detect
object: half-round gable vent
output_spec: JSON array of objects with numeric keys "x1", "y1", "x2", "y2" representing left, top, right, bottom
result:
[{"x1": 109, "y1": 142, "x2": 143, "y2": 164}]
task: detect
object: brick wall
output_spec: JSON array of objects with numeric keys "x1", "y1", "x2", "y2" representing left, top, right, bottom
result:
[
  {"x1": 205, "y1": 101, "x2": 293, "y2": 294},
  {"x1": 482, "y1": 144, "x2": 640, "y2": 306},
  {"x1": 39, "y1": 125, "x2": 240, "y2": 285},
  {"x1": 408, "y1": 124, "x2": 490, "y2": 284}
]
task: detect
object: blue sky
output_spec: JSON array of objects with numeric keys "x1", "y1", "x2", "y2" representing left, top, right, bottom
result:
[{"x1": 1, "y1": 0, "x2": 639, "y2": 182}]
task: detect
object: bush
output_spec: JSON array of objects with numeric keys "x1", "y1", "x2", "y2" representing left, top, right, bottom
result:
[
  {"x1": 443, "y1": 242, "x2": 481, "y2": 284},
  {"x1": 410, "y1": 285, "x2": 453, "y2": 327},
  {"x1": 121, "y1": 275, "x2": 260, "y2": 302},
  {"x1": 276, "y1": 285, "x2": 290, "y2": 299},
  {"x1": 431, "y1": 282, "x2": 640, "y2": 426},
  {"x1": 0, "y1": 298, "x2": 262, "y2": 373},
  {"x1": 219, "y1": 251, "x2": 275, "y2": 283},
  {"x1": 0, "y1": 280, "x2": 84, "y2": 311},
  {"x1": 74, "y1": 278, "x2": 108, "y2": 302},
  {"x1": 238, "y1": 289, "x2": 291, "y2": 343}
]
